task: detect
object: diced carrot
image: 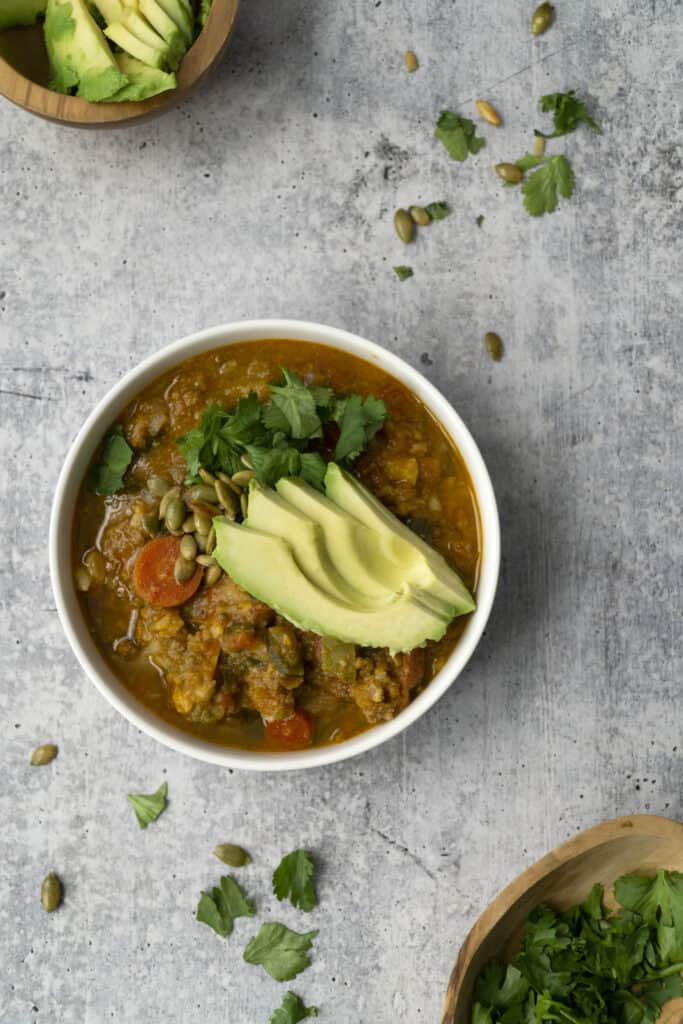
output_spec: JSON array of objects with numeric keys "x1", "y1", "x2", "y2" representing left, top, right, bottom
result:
[
  {"x1": 265, "y1": 711, "x2": 313, "y2": 749},
  {"x1": 132, "y1": 536, "x2": 202, "y2": 608}
]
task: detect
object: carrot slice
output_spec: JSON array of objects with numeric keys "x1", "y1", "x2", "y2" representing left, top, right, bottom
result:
[
  {"x1": 133, "y1": 535, "x2": 202, "y2": 608},
  {"x1": 266, "y1": 711, "x2": 313, "y2": 750}
]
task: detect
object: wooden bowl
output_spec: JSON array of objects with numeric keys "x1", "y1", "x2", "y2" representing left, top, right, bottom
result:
[
  {"x1": 0, "y1": 0, "x2": 239, "y2": 127},
  {"x1": 441, "y1": 815, "x2": 683, "y2": 1024}
]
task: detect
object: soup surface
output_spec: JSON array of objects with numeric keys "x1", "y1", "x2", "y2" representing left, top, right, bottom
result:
[{"x1": 73, "y1": 340, "x2": 481, "y2": 751}]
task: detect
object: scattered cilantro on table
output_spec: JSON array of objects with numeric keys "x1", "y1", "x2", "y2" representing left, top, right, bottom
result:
[
  {"x1": 94, "y1": 426, "x2": 133, "y2": 495},
  {"x1": 196, "y1": 875, "x2": 255, "y2": 937},
  {"x1": 176, "y1": 369, "x2": 387, "y2": 489},
  {"x1": 127, "y1": 781, "x2": 167, "y2": 829},
  {"x1": 393, "y1": 265, "x2": 414, "y2": 281},
  {"x1": 512, "y1": 153, "x2": 575, "y2": 216},
  {"x1": 470, "y1": 870, "x2": 683, "y2": 1024},
  {"x1": 425, "y1": 201, "x2": 451, "y2": 220},
  {"x1": 243, "y1": 923, "x2": 318, "y2": 981},
  {"x1": 434, "y1": 111, "x2": 486, "y2": 162},
  {"x1": 535, "y1": 90, "x2": 601, "y2": 139},
  {"x1": 269, "y1": 991, "x2": 318, "y2": 1023},
  {"x1": 273, "y1": 850, "x2": 317, "y2": 912}
]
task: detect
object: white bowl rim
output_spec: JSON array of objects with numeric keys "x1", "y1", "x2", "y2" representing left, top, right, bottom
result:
[{"x1": 49, "y1": 318, "x2": 500, "y2": 772}]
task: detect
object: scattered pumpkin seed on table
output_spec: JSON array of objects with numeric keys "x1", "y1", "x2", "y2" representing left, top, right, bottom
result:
[
  {"x1": 484, "y1": 332, "x2": 505, "y2": 361},
  {"x1": 495, "y1": 162, "x2": 523, "y2": 184},
  {"x1": 214, "y1": 843, "x2": 251, "y2": 867},
  {"x1": 393, "y1": 208, "x2": 415, "y2": 243},
  {"x1": 476, "y1": 99, "x2": 502, "y2": 126},
  {"x1": 409, "y1": 205, "x2": 431, "y2": 226},
  {"x1": 533, "y1": 135, "x2": 546, "y2": 157},
  {"x1": 531, "y1": 1, "x2": 554, "y2": 35},
  {"x1": 41, "y1": 872, "x2": 62, "y2": 913},
  {"x1": 31, "y1": 743, "x2": 58, "y2": 766},
  {"x1": 404, "y1": 50, "x2": 418, "y2": 72}
]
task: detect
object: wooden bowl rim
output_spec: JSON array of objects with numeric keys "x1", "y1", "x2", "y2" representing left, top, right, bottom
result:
[
  {"x1": 441, "y1": 814, "x2": 683, "y2": 1024},
  {"x1": 0, "y1": 0, "x2": 239, "y2": 127}
]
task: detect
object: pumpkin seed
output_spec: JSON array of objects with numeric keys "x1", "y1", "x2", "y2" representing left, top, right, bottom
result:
[
  {"x1": 31, "y1": 743, "x2": 58, "y2": 766},
  {"x1": 164, "y1": 497, "x2": 185, "y2": 532},
  {"x1": 214, "y1": 843, "x2": 251, "y2": 867},
  {"x1": 180, "y1": 535, "x2": 197, "y2": 561},
  {"x1": 195, "y1": 532, "x2": 207, "y2": 553},
  {"x1": 240, "y1": 493, "x2": 248, "y2": 519},
  {"x1": 174, "y1": 557, "x2": 196, "y2": 583},
  {"x1": 198, "y1": 468, "x2": 216, "y2": 485},
  {"x1": 476, "y1": 99, "x2": 502, "y2": 126},
  {"x1": 484, "y1": 331, "x2": 504, "y2": 362},
  {"x1": 409, "y1": 205, "x2": 431, "y2": 226},
  {"x1": 196, "y1": 554, "x2": 216, "y2": 568},
  {"x1": 217, "y1": 471, "x2": 242, "y2": 495},
  {"x1": 205, "y1": 564, "x2": 222, "y2": 587},
  {"x1": 142, "y1": 513, "x2": 159, "y2": 538},
  {"x1": 531, "y1": 1, "x2": 554, "y2": 34},
  {"x1": 75, "y1": 566, "x2": 91, "y2": 592},
  {"x1": 495, "y1": 162, "x2": 523, "y2": 184},
  {"x1": 194, "y1": 511, "x2": 212, "y2": 536},
  {"x1": 159, "y1": 486, "x2": 180, "y2": 520},
  {"x1": 403, "y1": 49, "x2": 418, "y2": 72},
  {"x1": 41, "y1": 872, "x2": 62, "y2": 913},
  {"x1": 394, "y1": 208, "x2": 415, "y2": 244},
  {"x1": 206, "y1": 526, "x2": 216, "y2": 555},
  {"x1": 182, "y1": 514, "x2": 196, "y2": 533},
  {"x1": 240, "y1": 454, "x2": 253, "y2": 469},
  {"x1": 147, "y1": 475, "x2": 171, "y2": 498},
  {"x1": 215, "y1": 480, "x2": 239, "y2": 515},
  {"x1": 231, "y1": 469, "x2": 254, "y2": 487},
  {"x1": 83, "y1": 549, "x2": 105, "y2": 582},
  {"x1": 532, "y1": 135, "x2": 546, "y2": 157},
  {"x1": 188, "y1": 484, "x2": 219, "y2": 505}
]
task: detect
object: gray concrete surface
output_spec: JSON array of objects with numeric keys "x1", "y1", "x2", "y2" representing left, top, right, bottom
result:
[{"x1": 1, "y1": 0, "x2": 682, "y2": 1021}]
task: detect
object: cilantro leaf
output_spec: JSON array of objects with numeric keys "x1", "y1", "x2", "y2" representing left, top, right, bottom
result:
[
  {"x1": 520, "y1": 155, "x2": 575, "y2": 216},
  {"x1": 269, "y1": 992, "x2": 318, "y2": 1024},
  {"x1": 393, "y1": 265, "x2": 414, "y2": 281},
  {"x1": 245, "y1": 444, "x2": 303, "y2": 488},
  {"x1": 268, "y1": 369, "x2": 326, "y2": 440},
  {"x1": 476, "y1": 214, "x2": 485, "y2": 227},
  {"x1": 94, "y1": 427, "x2": 133, "y2": 495},
  {"x1": 127, "y1": 781, "x2": 167, "y2": 829},
  {"x1": 299, "y1": 452, "x2": 327, "y2": 491},
  {"x1": 333, "y1": 393, "x2": 387, "y2": 462},
  {"x1": 474, "y1": 962, "x2": 529, "y2": 1009},
  {"x1": 243, "y1": 923, "x2": 318, "y2": 981},
  {"x1": 196, "y1": 875, "x2": 255, "y2": 938},
  {"x1": 425, "y1": 201, "x2": 451, "y2": 220},
  {"x1": 536, "y1": 90, "x2": 601, "y2": 139},
  {"x1": 435, "y1": 110, "x2": 486, "y2": 161},
  {"x1": 273, "y1": 850, "x2": 317, "y2": 912},
  {"x1": 176, "y1": 403, "x2": 242, "y2": 477}
]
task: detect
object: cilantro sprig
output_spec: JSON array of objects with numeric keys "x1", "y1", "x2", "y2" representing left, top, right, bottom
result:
[
  {"x1": 270, "y1": 992, "x2": 318, "y2": 1024},
  {"x1": 176, "y1": 369, "x2": 387, "y2": 489},
  {"x1": 127, "y1": 781, "x2": 167, "y2": 829},
  {"x1": 243, "y1": 923, "x2": 318, "y2": 981},
  {"x1": 471, "y1": 870, "x2": 683, "y2": 1024},
  {"x1": 516, "y1": 153, "x2": 575, "y2": 216},
  {"x1": 435, "y1": 110, "x2": 486, "y2": 162},
  {"x1": 196, "y1": 875, "x2": 255, "y2": 937},
  {"x1": 535, "y1": 90, "x2": 601, "y2": 139},
  {"x1": 94, "y1": 427, "x2": 133, "y2": 495},
  {"x1": 273, "y1": 850, "x2": 317, "y2": 913}
]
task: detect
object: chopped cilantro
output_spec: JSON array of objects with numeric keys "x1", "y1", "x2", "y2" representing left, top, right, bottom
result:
[
  {"x1": 425, "y1": 201, "x2": 450, "y2": 220},
  {"x1": 535, "y1": 90, "x2": 601, "y2": 139},
  {"x1": 93, "y1": 427, "x2": 133, "y2": 495},
  {"x1": 393, "y1": 265, "x2": 414, "y2": 281},
  {"x1": 269, "y1": 992, "x2": 318, "y2": 1024},
  {"x1": 273, "y1": 850, "x2": 317, "y2": 912},
  {"x1": 268, "y1": 369, "x2": 331, "y2": 440},
  {"x1": 517, "y1": 154, "x2": 575, "y2": 216},
  {"x1": 476, "y1": 214, "x2": 485, "y2": 227},
  {"x1": 196, "y1": 875, "x2": 255, "y2": 937},
  {"x1": 127, "y1": 781, "x2": 167, "y2": 829},
  {"x1": 470, "y1": 870, "x2": 683, "y2": 1024},
  {"x1": 435, "y1": 110, "x2": 486, "y2": 162},
  {"x1": 243, "y1": 923, "x2": 318, "y2": 981}
]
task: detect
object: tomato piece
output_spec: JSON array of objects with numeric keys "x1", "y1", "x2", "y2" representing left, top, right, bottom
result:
[
  {"x1": 133, "y1": 535, "x2": 202, "y2": 608},
  {"x1": 265, "y1": 711, "x2": 313, "y2": 749}
]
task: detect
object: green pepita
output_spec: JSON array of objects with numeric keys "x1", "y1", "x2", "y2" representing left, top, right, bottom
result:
[
  {"x1": 180, "y1": 535, "x2": 197, "y2": 561},
  {"x1": 147, "y1": 475, "x2": 171, "y2": 498},
  {"x1": 476, "y1": 99, "x2": 502, "y2": 126},
  {"x1": 195, "y1": 531, "x2": 207, "y2": 552},
  {"x1": 240, "y1": 454, "x2": 253, "y2": 469},
  {"x1": 75, "y1": 566, "x2": 91, "y2": 592},
  {"x1": 215, "y1": 480, "x2": 239, "y2": 517},
  {"x1": 194, "y1": 511, "x2": 212, "y2": 536},
  {"x1": 41, "y1": 872, "x2": 62, "y2": 913},
  {"x1": 159, "y1": 486, "x2": 180, "y2": 520},
  {"x1": 484, "y1": 331, "x2": 504, "y2": 362},
  {"x1": 182, "y1": 514, "x2": 196, "y2": 533},
  {"x1": 531, "y1": 1, "x2": 554, "y2": 35},
  {"x1": 213, "y1": 843, "x2": 251, "y2": 867},
  {"x1": 83, "y1": 549, "x2": 105, "y2": 582},
  {"x1": 31, "y1": 743, "x2": 58, "y2": 766},
  {"x1": 394, "y1": 208, "x2": 415, "y2": 244},
  {"x1": 196, "y1": 554, "x2": 216, "y2": 568},
  {"x1": 532, "y1": 135, "x2": 546, "y2": 157},
  {"x1": 206, "y1": 526, "x2": 216, "y2": 555},
  {"x1": 198, "y1": 468, "x2": 216, "y2": 485},
  {"x1": 409, "y1": 205, "x2": 431, "y2": 226},
  {"x1": 188, "y1": 484, "x2": 219, "y2": 505},
  {"x1": 231, "y1": 469, "x2": 254, "y2": 487},
  {"x1": 164, "y1": 497, "x2": 185, "y2": 533},
  {"x1": 174, "y1": 557, "x2": 196, "y2": 583},
  {"x1": 495, "y1": 162, "x2": 523, "y2": 184},
  {"x1": 142, "y1": 513, "x2": 159, "y2": 538},
  {"x1": 404, "y1": 49, "x2": 418, "y2": 73},
  {"x1": 205, "y1": 564, "x2": 223, "y2": 587}
]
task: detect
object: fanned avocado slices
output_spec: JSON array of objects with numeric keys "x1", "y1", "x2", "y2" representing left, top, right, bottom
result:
[
  {"x1": 111, "y1": 53, "x2": 176, "y2": 100},
  {"x1": 45, "y1": 0, "x2": 128, "y2": 100}
]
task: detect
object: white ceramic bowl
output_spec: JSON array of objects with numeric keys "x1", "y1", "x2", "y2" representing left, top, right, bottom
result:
[{"x1": 50, "y1": 319, "x2": 500, "y2": 771}]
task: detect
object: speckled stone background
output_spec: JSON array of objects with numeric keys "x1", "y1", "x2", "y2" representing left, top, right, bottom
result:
[{"x1": 1, "y1": 0, "x2": 682, "y2": 1021}]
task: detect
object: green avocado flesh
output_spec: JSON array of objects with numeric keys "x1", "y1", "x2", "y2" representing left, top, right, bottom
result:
[
  {"x1": 213, "y1": 466, "x2": 475, "y2": 652},
  {"x1": 45, "y1": 0, "x2": 127, "y2": 99},
  {"x1": 111, "y1": 53, "x2": 176, "y2": 100},
  {"x1": 0, "y1": 0, "x2": 46, "y2": 30}
]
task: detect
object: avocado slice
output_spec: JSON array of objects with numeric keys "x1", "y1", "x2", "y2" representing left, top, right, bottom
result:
[
  {"x1": 110, "y1": 52, "x2": 176, "y2": 100},
  {"x1": 45, "y1": 0, "x2": 128, "y2": 100},
  {"x1": 213, "y1": 520, "x2": 449, "y2": 654},
  {"x1": 154, "y1": 0, "x2": 192, "y2": 42},
  {"x1": 324, "y1": 463, "x2": 476, "y2": 615},
  {"x1": 104, "y1": 16, "x2": 166, "y2": 68},
  {"x1": 138, "y1": 0, "x2": 187, "y2": 69},
  {"x1": 0, "y1": 0, "x2": 46, "y2": 30},
  {"x1": 88, "y1": 0, "x2": 125, "y2": 23},
  {"x1": 246, "y1": 482, "x2": 384, "y2": 607}
]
